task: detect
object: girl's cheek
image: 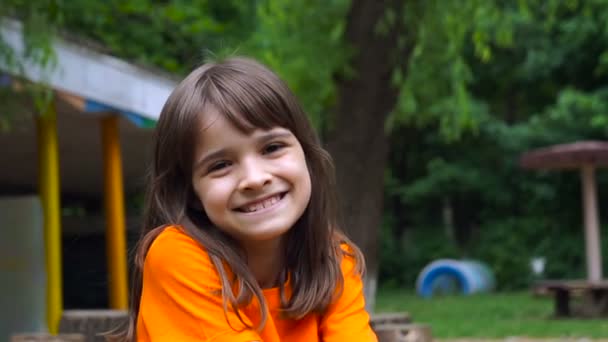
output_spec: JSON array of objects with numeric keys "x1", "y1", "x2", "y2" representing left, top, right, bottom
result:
[{"x1": 208, "y1": 178, "x2": 237, "y2": 197}]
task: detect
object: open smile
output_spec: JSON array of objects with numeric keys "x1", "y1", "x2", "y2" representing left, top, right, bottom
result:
[{"x1": 235, "y1": 192, "x2": 288, "y2": 214}]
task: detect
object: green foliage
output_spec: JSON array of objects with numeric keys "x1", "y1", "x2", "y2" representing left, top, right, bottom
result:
[
  {"x1": 381, "y1": 104, "x2": 608, "y2": 288},
  {"x1": 380, "y1": 0, "x2": 608, "y2": 291},
  {"x1": 0, "y1": 1, "x2": 62, "y2": 129},
  {"x1": 0, "y1": 1, "x2": 59, "y2": 72},
  {"x1": 5, "y1": 0, "x2": 608, "y2": 294},
  {"x1": 239, "y1": 0, "x2": 350, "y2": 127},
  {"x1": 390, "y1": 0, "x2": 521, "y2": 139},
  {"x1": 379, "y1": 213, "x2": 461, "y2": 289},
  {"x1": 2, "y1": 0, "x2": 350, "y2": 130},
  {"x1": 470, "y1": 218, "x2": 586, "y2": 290},
  {"x1": 59, "y1": 0, "x2": 256, "y2": 74}
]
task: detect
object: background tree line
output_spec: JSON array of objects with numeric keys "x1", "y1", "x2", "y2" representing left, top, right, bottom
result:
[{"x1": 2, "y1": 0, "x2": 608, "y2": 306}]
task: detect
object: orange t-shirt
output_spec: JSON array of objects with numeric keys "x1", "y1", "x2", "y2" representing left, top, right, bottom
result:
[{"x1": 136, "y1": 226, "x2": 377, "y2": 341}]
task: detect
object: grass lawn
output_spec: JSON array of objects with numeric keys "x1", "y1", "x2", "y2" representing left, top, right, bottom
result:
[{"x1": 375, "y1": 289, "x2": 608, "y2": 338}]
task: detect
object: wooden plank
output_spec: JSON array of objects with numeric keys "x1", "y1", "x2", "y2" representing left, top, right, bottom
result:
[
  {"x1": 59, "y1": 310, "x2": 128, "y2": 342},
  {"x1": 534, "y1": 279, "x2": 608, "y2": 290},
  {"x1": 11, "y1": 334, "x2": 84, "y2": 342},
  {"x1": 371, "y1": 312, "x2": 411, "y2": 328},
  {"x1": 374, "y1": 323, "x2": 432, "y2": 342}
]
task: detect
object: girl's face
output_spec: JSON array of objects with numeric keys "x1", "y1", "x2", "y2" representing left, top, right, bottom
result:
[{"x1": 191, "y1": 110, "x2": 312, "y2": 246}]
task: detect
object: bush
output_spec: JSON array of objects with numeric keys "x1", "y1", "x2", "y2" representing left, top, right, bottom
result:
[
  {"x1": 378, "y1": 215, "x2": 461, "y2": 289},
  {"x1": 379, "y1": 215, "x2": 595, "y2": 291},
  {"x1": 469, "y1": 217, "x2": 587, "y2": 290}
]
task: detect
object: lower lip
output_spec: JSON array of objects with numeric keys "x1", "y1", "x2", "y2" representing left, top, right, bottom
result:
[{"x1": 236, "y1": 193, "x2": 287, "y2": 216}]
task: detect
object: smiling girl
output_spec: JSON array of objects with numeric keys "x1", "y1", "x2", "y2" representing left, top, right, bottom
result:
[{"x1": 121, "y1": 57, "x2": 377, "y2": 341}]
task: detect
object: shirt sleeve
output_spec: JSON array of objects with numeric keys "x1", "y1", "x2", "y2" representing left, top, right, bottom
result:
[
  {"x1": 137, "y1": 228, "x2": 262, "y2": 342},
  {"x1": 319, "y1": 251, "x2": 378, "y2": 342}
]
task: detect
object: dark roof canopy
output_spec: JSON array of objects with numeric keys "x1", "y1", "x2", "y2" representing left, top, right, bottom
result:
[{"x1": 519, "y1": 141, "x2": 608, "y2": 170}]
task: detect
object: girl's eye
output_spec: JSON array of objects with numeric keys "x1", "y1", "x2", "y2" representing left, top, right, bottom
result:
[
  {"x1": 208, "y1": 161, "x2": 231, "y2": 173},
  {"x1": 263, "y1": 142, "x2": 285, "y2": 154}
]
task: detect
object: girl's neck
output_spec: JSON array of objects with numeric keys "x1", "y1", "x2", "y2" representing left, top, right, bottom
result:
[{"x1": 242, "y1": 237, "x2": 284, "y2": 289}]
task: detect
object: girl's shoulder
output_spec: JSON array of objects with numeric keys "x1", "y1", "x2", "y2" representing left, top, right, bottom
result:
[
  {"x1": 148, "y1": 225, "x2": 204, "y2": 257},
  {"x1": 336, "y1": 240, "x2": 365, "y2": 278},
  {"x1": 144, "y1": 225, "x2": 219, "y2": 282},
  {"x1": 337, "y1": 243, "x2": 358, "y2": 272}
]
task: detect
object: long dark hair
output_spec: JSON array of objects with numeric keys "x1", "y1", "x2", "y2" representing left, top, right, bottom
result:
[{"x1": 119, "y1": 57, "x2": 364, "y2": 341}]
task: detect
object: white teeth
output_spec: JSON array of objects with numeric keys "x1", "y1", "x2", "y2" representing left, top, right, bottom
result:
[{"x1": 242, "y1": 194, "x2": 282, "y2": 213}]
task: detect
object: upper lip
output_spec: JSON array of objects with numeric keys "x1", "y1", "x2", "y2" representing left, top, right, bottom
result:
[{"x1": 233, "y1": 192, "x2": 286, "y2": 210}]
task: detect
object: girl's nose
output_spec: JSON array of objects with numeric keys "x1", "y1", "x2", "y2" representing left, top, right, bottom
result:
[{"x1": 238, "y1": 158, "x2": 272, "y2": 191}]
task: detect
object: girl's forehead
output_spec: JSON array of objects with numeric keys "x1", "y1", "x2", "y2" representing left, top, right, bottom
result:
[
  {"x1": 197, "y1": 111, "x2": 292, "y2": 144},
  {"x1": 198, "y1": 109, "x2": 256, "y2": 135},
  {"x1": 198, "y1": 103, "x2": 289, "y2": 136}
]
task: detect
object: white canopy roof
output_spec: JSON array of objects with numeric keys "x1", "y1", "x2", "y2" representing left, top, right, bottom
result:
[
  {"x1": 1, "y1": 18, "x2": 177, "y2": 121},
  {"x1": 0, "y1": 19, "x2": 181, "y2": 197}
]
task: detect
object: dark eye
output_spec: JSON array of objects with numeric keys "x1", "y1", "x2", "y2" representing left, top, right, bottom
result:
[
  {"x1": 208, "y1": 160, "x2": 231, "y2": 173},
  {"x1": 263, "y1": 142, "x2": 285, "y2": 154}
]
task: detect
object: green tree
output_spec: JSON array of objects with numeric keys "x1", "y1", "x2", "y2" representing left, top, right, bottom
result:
[
  {"x1": 0, "y1": 0, "x2": 523, "y2": 305},
  {"x1": 0, "y1": 1, "x2": 61, "y2": 129},
  {"x1": 238, "y1": 0, "x2": 530, "y2": 306},
  {"x1": 7, "y1": 0, "x2": 606, "y2": 303},
  {"x1": 380, "y1": 0, "x2": 608, "y2": 289}
]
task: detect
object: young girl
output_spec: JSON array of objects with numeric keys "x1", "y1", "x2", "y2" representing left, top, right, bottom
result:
[{"x1": 122, "y1": 57, "x2": 377, "y2": 341}]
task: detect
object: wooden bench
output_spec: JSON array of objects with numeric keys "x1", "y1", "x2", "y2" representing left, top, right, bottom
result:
[
  {"x1": 533, "y1": 279, "x2": 608, "y2": 317},
  {"x1": 370, "y1": 312, "x2": 411, "y2": 328},
  {"x1": 371, "y1": 312, "x2": 432, "y2": 342},
  {"x1": 374, "y1": 323, "x2": 432, "y2": 342},
  {"x1": 10, "y1": 334, "x2": 84, "y2": 342},
  {"x1": 58, "y1": 310, "x2": 128, "y2": 342}
]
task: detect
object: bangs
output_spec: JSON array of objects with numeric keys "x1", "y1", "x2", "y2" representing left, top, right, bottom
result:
[{"x1": 201, "y1": 66, "x2": 294, "y2": 134}]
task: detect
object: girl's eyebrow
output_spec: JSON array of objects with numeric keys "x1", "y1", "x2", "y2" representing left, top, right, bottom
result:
[
  {"x1": 254, "y1": 130, "x2": 293, "y2": 145},
  {"x1": 194, "y1": 148, "x2": 227, "y2": 171},
  {"x1": 194, "y1": 130, "x2": 294, "y2": 171}
]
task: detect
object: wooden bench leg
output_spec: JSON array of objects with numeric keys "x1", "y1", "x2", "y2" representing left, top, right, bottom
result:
[
  {"x1": 595, "y1": 289, "x2": 608, "y2": 315},
  {"x1": 555, "y1": 289, "x2": 570, "y2": 317},
  {"x1": 582, "y1": 289, "x2": 608, "y2": 317}
]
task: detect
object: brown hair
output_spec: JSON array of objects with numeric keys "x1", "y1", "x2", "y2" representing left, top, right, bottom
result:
[{"x1": 119, "y1": 57, "x2": 364, "y2": 340}]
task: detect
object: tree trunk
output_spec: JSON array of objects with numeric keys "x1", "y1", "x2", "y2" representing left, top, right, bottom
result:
[{"x1": 326, "y1": 0, "x2": 411, "y2": 311}]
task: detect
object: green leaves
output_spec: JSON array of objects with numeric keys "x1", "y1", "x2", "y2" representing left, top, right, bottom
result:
[
  {"x1": 239, "y1": 0, "x2": 350, "y2": 129},
  {"x1": 0, "y1": 1, "x2": 59, "y2": 73},
  {"x1": 55, "y1": 0, "x2": 257, "y2": 74}
]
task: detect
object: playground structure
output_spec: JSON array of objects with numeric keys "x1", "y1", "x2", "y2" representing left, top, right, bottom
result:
[
  {"x1": 520, "y1": 141, "x2": 608, "y2": 317},
  {"x1": 0, "y1": 19, "x2": 176, "y2": 337},
  {"x1": 416, "y1": 259, "x2": 495, "y2": 298}
]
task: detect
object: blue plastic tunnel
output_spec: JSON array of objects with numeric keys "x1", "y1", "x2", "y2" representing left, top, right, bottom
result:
[{"x1": 416, "y1": 259, "x2": 495, "y2": 298}]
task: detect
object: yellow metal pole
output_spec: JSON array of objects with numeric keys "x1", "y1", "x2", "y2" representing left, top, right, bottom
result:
[
  {"x1": 36, "y1": 102, "x2": 63, "y2": 333},
  {"x1": 101, "y1": 115, "x2": 129, "y2": 309}
]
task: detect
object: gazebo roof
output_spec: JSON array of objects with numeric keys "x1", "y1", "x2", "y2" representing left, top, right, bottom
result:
[
  {"x1": 1, "y1": 19, "x2": 177, "y2": 121},
  {"x1": 519, "y1": 141, "x2": 608, "y2": 170},
  {"x1": 0, "y1": 19, "x2": 178, "y2": 197}
]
